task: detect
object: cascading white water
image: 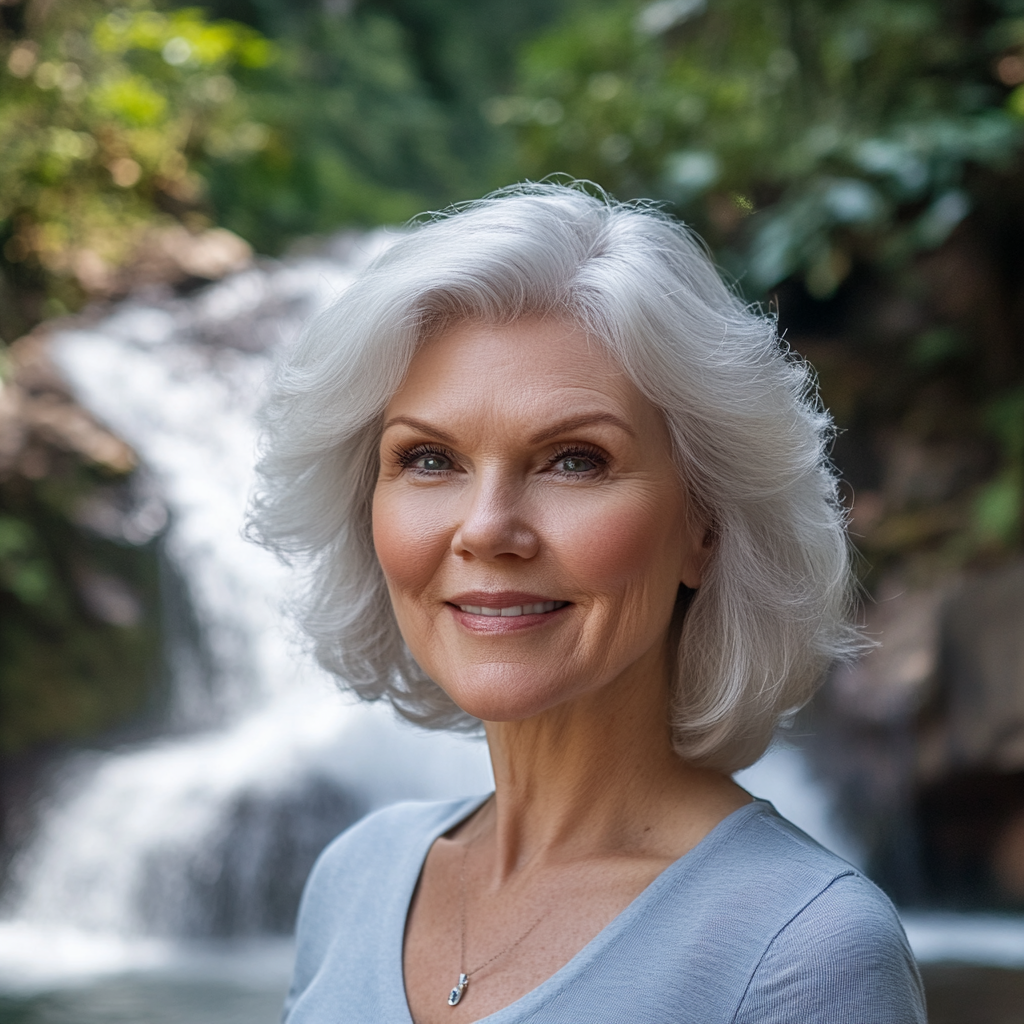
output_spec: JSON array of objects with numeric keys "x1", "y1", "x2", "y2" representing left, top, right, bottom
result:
[
  {"x1": 4, "y1": 230, "x2": 1009, "y2": 1000},
  {"x1": 0, "y1": 233, "x2": 495, "y2": 989}
]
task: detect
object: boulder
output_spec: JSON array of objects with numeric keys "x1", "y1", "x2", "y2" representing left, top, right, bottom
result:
[
  {"x1": 808, "y1": 559, "x2": 1024, "y2": 906},
  {"x1": 0, "y1": 331, "x2": 136, "y2": 479}
]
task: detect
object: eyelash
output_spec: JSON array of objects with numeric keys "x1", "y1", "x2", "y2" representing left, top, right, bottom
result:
[
  {"x1": 547, "y1": 444, "x2": 608, "y2": 476},
  {"x1": 392, "y1": 443, "x2": 609, "y2": 476},
  {"x1": 394, "y1": 443, "x2": 457, "y2": 472}
]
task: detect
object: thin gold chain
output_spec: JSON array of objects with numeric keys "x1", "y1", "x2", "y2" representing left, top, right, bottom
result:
[{"x1": 458, "y1": 841, "x2": 552, "y2": 981}]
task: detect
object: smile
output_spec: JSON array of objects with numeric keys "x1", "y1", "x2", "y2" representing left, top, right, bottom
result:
[{"x1": 456, "y1": 601, "x2": 568, "y2": 617}]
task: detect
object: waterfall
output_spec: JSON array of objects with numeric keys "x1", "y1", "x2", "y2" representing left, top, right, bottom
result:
[
  {"x1": 0, "y1": 234, "x2": 494, "y2": 990},
  {"x1": 3, "y1": 232, "x2": 1013, "y2": 1000}
]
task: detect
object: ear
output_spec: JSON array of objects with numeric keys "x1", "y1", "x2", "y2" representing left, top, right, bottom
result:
[{"x1": 680, "y1": 520, "x2": 716, "y2": 590}]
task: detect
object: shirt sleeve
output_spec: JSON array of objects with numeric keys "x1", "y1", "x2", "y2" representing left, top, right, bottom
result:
[{"x1": 733, "y1": 872, "x2": 927, "y2": 1024}]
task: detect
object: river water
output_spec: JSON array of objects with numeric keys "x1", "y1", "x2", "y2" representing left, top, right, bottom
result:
[{"x1": 0, "y1": 236, "x2": 1021, "y2": 1022}]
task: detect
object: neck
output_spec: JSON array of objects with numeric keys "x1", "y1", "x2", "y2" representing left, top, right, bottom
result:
[{"x1": 470, "y1": 652, "x2": 748, "y2": 882}]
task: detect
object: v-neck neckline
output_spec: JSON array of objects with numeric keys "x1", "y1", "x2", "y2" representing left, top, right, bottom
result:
[{"x1": 388, "y1": 795, "x2": 768, "y2": 1024}]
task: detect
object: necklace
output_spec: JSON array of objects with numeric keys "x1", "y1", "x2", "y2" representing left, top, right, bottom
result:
[{"x1": 447, "y1": 843, "x2": 551, "y2": 1007}]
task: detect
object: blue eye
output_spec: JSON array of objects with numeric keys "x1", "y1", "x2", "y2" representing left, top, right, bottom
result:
[
  {"x1": 551, "y1": 447, "x2": 606, "y2": 475},
  {"x1": 414, "y1": 454, "x2": 451, "y2": 472},
  {"x1": 559, "y1": 455, "x2": 597, "y2": 473},
  {"x1": 395, "y1": 444, "x2": 456, "y2": 473}
]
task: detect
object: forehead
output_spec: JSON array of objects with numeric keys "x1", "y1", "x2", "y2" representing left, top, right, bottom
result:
[{"x1": 385, "y1": 318, "x2": 659, "y2": 430}]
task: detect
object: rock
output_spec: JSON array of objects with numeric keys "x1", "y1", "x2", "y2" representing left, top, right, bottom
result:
[
  {"x1": 831, "y1": 577, "x2": 953, "y2": 724},
  {"x1": 938, "y1": 562, "x2": 1024, "y2": 774},
  {"x1": 136, "y1": 775, "x2": 366, "y2": 936},
  {"x1": 73, "y1": 567, "x2": 143, "y2": 627},
  {"x1": 992, "y1": 808, "x2": 1024, "y2": 899},
  {"x1": 820, "y1": 561, "x2": 1024, "y2": 777},
  {"x1": 916, "y1": 768, "x2": 1024, "y2": 907},
  {"x1": 807, "y1": 560, "x2": 1024, "y2": 906},
  {"x1": 65, "y1": 225, "x2": 254, "y2": 298},
  {"x1": 126, "y1": 226, "x2": 253, "y2": 290},
  {"x1": 0, "y1": 332, "x2": 136, "y2": 478}
]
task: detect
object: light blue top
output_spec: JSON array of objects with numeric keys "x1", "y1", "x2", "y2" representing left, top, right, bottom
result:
[{"x1": 283, "y1": 797, "x2": 926, "y2": 1023}]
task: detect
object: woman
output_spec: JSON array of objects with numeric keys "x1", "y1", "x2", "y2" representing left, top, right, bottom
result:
[{"x1": 251, "y1": 183, "x2": 926, "y2": 1023}]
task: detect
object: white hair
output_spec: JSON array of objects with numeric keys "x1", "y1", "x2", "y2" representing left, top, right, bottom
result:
[{"x1": 248, "y1": 182, "x2": 861, "y2": 772}]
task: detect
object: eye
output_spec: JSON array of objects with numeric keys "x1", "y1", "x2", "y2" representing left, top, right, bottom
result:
[
  {"x1": 415, "y1": 454, "x2": 451, "y2": 471},
  {"x1": 559, "y1": 455, "x2": 597, "y2": 473},
  {"x1": 396, "y1": 444, "x2": 456, "y2": 474},
  {"x1": 550, "y1": 446, "x2": 607, "y2": 476}
]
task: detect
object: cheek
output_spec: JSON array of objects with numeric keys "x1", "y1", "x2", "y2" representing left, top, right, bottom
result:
[
  {"x1": 371, "y1": 487, "x2": 449, "y2": 602},
  {"x1": 554, "y1": 489, "x2": 684, "y2": 602}
]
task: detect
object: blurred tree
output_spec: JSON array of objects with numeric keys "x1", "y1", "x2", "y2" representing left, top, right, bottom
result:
[
  {"x1": 201, "y1": 5, "x2": 456, "y2": 251},
  {"x1": 0, "y1": 0, "x2": 269, "y2": 756},
  {"x1": 0, "y1": 0, "x2": 275, "y2": 337},
  {"x1": 501, "y1": 0, "x2": 1024, "y2": 571},
  {"x1": 199, "y1": 0, "x2": 572, "y2": 251},
  {"x1": 0, "y1": 0, "x2": 574, "y2": 311}
]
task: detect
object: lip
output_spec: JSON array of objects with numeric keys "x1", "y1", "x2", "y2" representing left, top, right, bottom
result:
[
  {"x1": 447, "y1": 590, "x2": 563, "y2": 608},
  {"x1": 446, "y1": 591, "x2": 571, "y2": 634}
]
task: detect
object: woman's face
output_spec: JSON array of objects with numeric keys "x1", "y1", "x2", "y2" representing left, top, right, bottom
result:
[{"x1": 373, "y1": 318, "x2": 709, "y2": 723}]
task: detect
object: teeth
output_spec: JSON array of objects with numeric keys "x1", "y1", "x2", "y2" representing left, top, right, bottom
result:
[{"x1": 458, "y1": 601, "x2": 566, "y2": 617}]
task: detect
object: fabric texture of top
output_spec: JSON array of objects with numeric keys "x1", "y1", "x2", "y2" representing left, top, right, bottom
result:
[{"x1": 283, "y1": 797, "x2": 927, "y2": 1023}]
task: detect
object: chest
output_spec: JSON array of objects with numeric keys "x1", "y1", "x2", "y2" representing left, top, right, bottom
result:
[
  {"x1": 287, "y1": 868, "x2": 769, "y2": 1024},
  {"x1": 401, "y1": 848, "x2": 674, "y2": 1024}
]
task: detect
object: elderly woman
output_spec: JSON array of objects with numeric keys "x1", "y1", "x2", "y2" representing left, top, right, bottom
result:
[{"x1": 252, "y1": 183, "x2": 925, "y2": 1023}]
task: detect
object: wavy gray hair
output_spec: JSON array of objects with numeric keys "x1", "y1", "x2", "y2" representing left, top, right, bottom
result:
[{"x1": 248, "y1": 182, "x2": 860, "y2": 772}]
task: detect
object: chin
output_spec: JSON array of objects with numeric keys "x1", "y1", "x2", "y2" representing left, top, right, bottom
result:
[{"x1": 438, "y1": 664, "x2": 585, "y2": 723}]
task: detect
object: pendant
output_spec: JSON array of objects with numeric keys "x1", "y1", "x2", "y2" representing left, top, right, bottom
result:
[{"x1": 448, "y1": 973, "x2": 469, "y2": 1006}]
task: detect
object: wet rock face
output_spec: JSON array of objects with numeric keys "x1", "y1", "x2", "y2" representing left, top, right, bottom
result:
[
  {"x1": 917, "y1": 769, "x2": 1024, "y2": 906},
  {"x1": 0, "y1": 330, "x2": 167, "y2": 764},
  {"x1": 807, "y1": 559, "x2": 1024, "y2": 908},
  {"x1": 938, "y1": 563, "x2": 1024, "y2": 774},
  {"x1": 0, "y1": 331, "x2": 136, "y2": 480},
  {"x1": 137, "y1": 775, "x2": 366, "y2": 937}
]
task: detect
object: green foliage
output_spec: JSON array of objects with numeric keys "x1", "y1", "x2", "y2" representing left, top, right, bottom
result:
[
  {"x1": 501, "y1": 0, "x2": 1024, "y2": 569},
  {"x1": 202, "y1": 8, "x2": 452, "y2": 249},
  {"x1": 0, "y1": 515, "x2": 53, "y2": 605},
  {"x1": 204, "y1": 0, "x2": 569, "y2": 186},
  {"x1": 0, "y1": 0, "x2": 275, "y2": 332},
  {"x1": 0, "y1": 0, "x2": 571, "y2": 315},
  {"x1": 202, "y1": 0, "x2": 574, "y2": 251},
  {"x1": 507, "y1": 0, "x2": 1024, "y2": 292},
  {"x1": 973, "y1": 388, "x2": 1024, "y2": 543},
  {"x1": 0, "y1": 472, "x2": 161, "y2": 757}
]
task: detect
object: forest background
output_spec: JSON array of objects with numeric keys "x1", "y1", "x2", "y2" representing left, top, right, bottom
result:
[{"x1": 1, "y1": 0, "x2": 1023, "y2": 902}]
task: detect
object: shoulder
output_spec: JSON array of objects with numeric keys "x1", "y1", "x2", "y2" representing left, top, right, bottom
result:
[
  {"x1": 687, "y1": 801, "x2": 864, "y2": 927},
  {"x1": 725, "y1": 807, "x2": 926, "y2": 1023},
  {"x1": 306, "y1": 798, "x2": 463, "y2": 876},
  {"x1": 724, "y1": 800, "x2": 859, "y2": 881},
  {"x1": 284, "y1": 795, "x2": 486, "y2": 1020},
  {"x1": 297, "y1": 795, "x2": 483, "y2": 921}
]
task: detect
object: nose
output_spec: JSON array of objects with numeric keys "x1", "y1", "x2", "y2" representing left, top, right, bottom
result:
[{"x1": 451, "y1": 470, "x2": 540, "y2": 561}]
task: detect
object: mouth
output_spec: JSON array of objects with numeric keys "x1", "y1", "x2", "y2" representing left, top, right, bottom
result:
[
  {"x1": 455, "y1": 600, "x2": 568, "y2": 617},
  {"x1": 446, "y1": 592, "x2": 571, "y2": 631}
]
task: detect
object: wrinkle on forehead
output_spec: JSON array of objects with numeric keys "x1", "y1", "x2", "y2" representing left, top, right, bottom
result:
[{"x1": 386, "y1": 318, "x2": 657, "y2": 442}]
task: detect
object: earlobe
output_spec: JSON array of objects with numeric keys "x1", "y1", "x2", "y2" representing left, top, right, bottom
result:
[
  {"x1": 680, "y1": 526, "x2": 715, "y2": 590},
  {"x1": 680, "y1": 561, "x2": 702, "y2": 591}
]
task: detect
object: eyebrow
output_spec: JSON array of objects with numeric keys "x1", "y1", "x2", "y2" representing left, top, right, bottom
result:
[
  {"x1": 527, "y1": 412, "x2": 636, "y2": 444},
  {"x1": 381, "y1": 416, "x2": 459, "y2": 445},
  {"x1": 381, "y1": 412, "x2": 636, "y2": 444}
]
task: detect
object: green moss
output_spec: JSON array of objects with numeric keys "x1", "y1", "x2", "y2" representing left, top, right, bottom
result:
[{"x1": 0, "y1": 462, "x2": 161, "y2": 756}]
